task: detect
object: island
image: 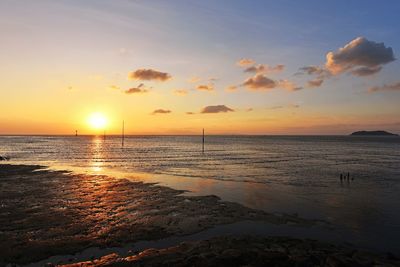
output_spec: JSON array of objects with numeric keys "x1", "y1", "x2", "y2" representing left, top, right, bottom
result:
[{"x1": 350, "y1": 130, "x2": 399, "y2": 136}]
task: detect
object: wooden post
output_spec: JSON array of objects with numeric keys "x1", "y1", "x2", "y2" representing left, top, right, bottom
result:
[
  {"x1": 75, "y1": 130, "x2": 78, "y2": 137},
  {"x1": 202, "y1": 128, "x2": 204, "y2": 153},
  {"x1": 122, "y1": 120, "x2": 125, "y2": 147}
]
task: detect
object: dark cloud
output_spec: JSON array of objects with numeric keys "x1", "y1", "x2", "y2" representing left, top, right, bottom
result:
[
  {"x1": 128, "y1": 69, "x2": 171, "y2": 81},
  {"x1": 350, "y1": 66, "x2": 382, "y2": 76},
  {"x1": 368, "y1": 82, "x2": 400, "y2": 93},
  {"x1": 244, "y1": 64, "x2": 285, "y2": 74},
  {"x1": 246, "y1": 108, "x2": 253, "y2": 112},
  {"x1": 125, "y1": 83, "x2": 149, "y2": 94},
  {"x1": 152, "y1": 109, "x2": 171, "y2": 115},
  {"x1": 243, "y1": 74, "x2": 277, "y2": 90},
  {"x1": 307, "y1": 78, "x2": 324, "y2": 88},
  {"x1": 299, "y1": 66, "x2": 325, "y2": 75},
  {"x1": 201, "y1": 105, "x2": 234, "y2": 114},
  {"x1": 325, "y1": 37, "x2": 395, "y2": 76},
  {"x1": 236, "y1": 58, "x2": 255, "y2": 66},
  {"x1": 242, "y1": 75, "x2": 301, "y2": 92},
  {"x1": 196, "y1": 84, "x2": 214, "y2": 91}
]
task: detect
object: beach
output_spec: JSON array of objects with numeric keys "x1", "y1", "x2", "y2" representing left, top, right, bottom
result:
[{"x1": 1, "y1": 164, "x2": 399, "y2": 266}]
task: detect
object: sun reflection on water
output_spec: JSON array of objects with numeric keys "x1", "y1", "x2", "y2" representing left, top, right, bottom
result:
[{"x1": 90, "y1": 137, "x2": 104, "y2": 173}]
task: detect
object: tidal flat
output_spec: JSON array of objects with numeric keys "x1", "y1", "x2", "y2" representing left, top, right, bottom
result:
[{"x1": 0, "y1": 164, "x2": 320, "y2": 266}]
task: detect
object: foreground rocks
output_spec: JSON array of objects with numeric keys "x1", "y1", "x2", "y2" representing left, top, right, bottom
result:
[
  {"x1": 0, "y1": 156, "x2": 9, "y2": 161},
  {"x1": 0, "y1": 165, "x2": 318, "y2": 266},
  {"x1": 59, "y1": 236, "x2": 400, "y2": 267}
]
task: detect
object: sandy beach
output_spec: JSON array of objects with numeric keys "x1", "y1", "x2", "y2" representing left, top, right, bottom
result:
[{"x1": 0, "y1": 164, "x2": 398, "y2": 266}]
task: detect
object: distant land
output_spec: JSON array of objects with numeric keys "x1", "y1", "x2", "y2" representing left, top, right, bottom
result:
[{"x1": 350, "y1": 130, "x2": 399, "y2": 136}]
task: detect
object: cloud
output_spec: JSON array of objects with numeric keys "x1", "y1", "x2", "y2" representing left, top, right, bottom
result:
[
  {"x1": 307, "y1": 78, "x2": 324, "y2": 88},
  {"x1": 368, "y1": 81, "x2": 400, "y2": 93},
  {"x1": 244, "y1": 64, "x2": 285, "y2": 74},
  {"x1": 152, "y1": 109, "x2": 171, "y2": 115},
  {"x1": 173, "y1": 89, "x2": 188, "y2": 96},
  {"x1": 225, "y1": 85, "x2": 238, "y2": 92},
  {"x1": 243, "y1": 74, "x2": 277, "y2": 91},
  {"x1": 237, "y1": 58, "x2": 255, "y2": 66},
  {"x1": 128, "y1": 68, "x2": 171, "y2": 81},
  {"x1": 350, "y1": 66, "x2": 382, "y2": 76},
  {"x1": 186, "y1": 112, "x2": 195, "y2": 115},
  {"x1": 325, "y1": 37, "x2": 395, "y2": 76},
  {"x1": 299, "y1": 66, "x2": 325, "y2": 75},
  {"x1": 246, "y1": 108, "x2": 253, "y2": 112},
  {"x1": 201, "y1": 105, "x2": 234, "y2": 114},
  {"x1": 196, "y1": 84, "x2": 214, "y2": 91},
  {"x1": 125, "y1": 83, "x2": 149, "y2": 94},
  {"x1": 278, "y1": 79, "x2": 303, "y2": 91}
]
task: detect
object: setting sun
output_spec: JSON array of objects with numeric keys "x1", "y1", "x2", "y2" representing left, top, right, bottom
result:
[{"x1": 88, "y1": 112, "x2": 107, "y2": 130}]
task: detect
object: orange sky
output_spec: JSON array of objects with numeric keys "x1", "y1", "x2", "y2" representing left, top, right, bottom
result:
[{"x1": 0, "y1": 1, "x2": 399, "y2": 135}]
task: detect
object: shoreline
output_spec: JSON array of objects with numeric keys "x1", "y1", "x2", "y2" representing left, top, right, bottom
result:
[
  {"x1": 1, "y1": 164, "x2": 399, "y2": 266},
  {"x1": 0, "y1": 164, "x2": 322, "y2": 266}
]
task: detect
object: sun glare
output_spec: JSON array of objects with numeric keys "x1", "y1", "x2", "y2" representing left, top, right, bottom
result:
[{"x1": 88, "y1": 112, "x2": 107, "y2": 130}]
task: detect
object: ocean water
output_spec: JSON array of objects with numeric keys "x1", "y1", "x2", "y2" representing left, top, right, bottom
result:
[{"x1": 1, "y1": 135, "x2": 400, "y2": 252}]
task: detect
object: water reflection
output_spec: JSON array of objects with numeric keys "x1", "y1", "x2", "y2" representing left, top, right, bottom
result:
[{"x1": 90, "y1": 137, "x2": 104, "y2": 173}]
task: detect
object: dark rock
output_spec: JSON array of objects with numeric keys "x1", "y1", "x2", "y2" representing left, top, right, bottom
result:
[{"x1": 350, "y1": 130, "x2": 398, "y2": 136}]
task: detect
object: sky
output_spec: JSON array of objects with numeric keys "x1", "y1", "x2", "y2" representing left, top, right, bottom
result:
[{"x1": 0, "y1": 0, "x2": 399, "y2": 135}]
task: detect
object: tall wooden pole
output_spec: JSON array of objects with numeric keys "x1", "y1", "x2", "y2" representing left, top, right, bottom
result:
[
  {"x1": 202, "y1": 128, "x2": 204, "y2": 153},
  {"x1": 122, "y1": 120, "x2": 125, "y2": 147}
]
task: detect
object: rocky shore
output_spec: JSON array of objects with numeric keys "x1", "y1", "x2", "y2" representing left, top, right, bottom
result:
[
  {"x1": 60, "y1": 236, "x2": 400, "y2": 267},
  {"x1": 0, "y1": 164, "x2": 319, "y2": 266}
]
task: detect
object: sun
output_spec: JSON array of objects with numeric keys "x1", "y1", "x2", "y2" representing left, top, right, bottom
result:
[{"x1": 88, "y1": 112, "x2": 107, "y2": 130}]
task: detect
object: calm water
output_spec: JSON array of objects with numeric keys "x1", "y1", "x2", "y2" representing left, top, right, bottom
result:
[{"x1": 1, "y1": 135, "x2": 400, "y2": 252}]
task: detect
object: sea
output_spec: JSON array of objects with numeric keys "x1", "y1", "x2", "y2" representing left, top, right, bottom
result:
[{"x1": 1, "y1": 135, "x2": 399, "y2": 253}]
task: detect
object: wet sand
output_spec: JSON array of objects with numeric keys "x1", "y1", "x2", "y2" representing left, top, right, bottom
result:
[{"x1": 0, "y1": 164, "x2": 319, "y2": 266}]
